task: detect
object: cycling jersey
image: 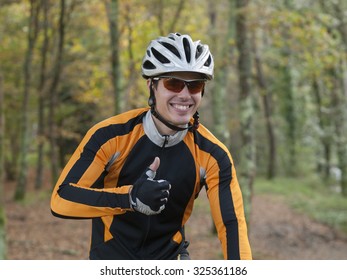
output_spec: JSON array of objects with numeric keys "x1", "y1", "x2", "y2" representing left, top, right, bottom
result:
[{"x1": 50, "y1": 108, "x2": 252, "y2": 260}]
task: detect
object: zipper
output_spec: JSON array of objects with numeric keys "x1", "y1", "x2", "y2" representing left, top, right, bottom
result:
[
  {"x1": 162, "y1": 135, "x2": 169, "y2": 149},
  {"x1": 139, "y1": 134, "x2": 169, "y2": 257}
]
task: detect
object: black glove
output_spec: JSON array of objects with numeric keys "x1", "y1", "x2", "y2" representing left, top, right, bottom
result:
[{"x1": 130, "y1": 162, "x2": 171, "y2": 215}]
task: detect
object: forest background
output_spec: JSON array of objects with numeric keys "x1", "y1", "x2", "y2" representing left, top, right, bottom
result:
[{"x1": 0, "y1": 0, "x2": 347, "y2": 260}]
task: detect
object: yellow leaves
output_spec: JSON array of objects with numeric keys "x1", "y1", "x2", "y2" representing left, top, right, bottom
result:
[
  {"x1": 76, "y1": 67, "x2": 108, "y2": 104},
  {"x1": 69, "y1": 39, "x2": 85, "y2": 55}
]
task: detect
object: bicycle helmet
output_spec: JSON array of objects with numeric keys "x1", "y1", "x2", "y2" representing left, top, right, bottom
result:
[{"x1": 142, "y1": 33, "x2": 214, "y2": 80}]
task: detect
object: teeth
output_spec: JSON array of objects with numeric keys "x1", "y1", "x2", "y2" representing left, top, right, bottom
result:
[{"x1": 173, "y1": 104, "x2": 190, "y2": 110}]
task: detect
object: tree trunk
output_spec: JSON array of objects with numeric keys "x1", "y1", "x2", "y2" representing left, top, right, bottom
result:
[
  {"x1": 208, "y1": 1, "x2": 231, "y2": 147},
  {"x1": 0, "y1": 74, "x2": 6, "y2": 259},
  {"x1": 279, "y1": 0, "x2": 297, "y2": 176},
  {"x1": 48, "y1": 0, "x2": 66, "y2": 186},
  {"x1": 235, "y1": 0, "x2": 256, "y2": 221},
  {"x1": 105, "y1": 0, "x2": 122, "y2": 115},
  {"x1": 331, "y1": 66, "x2": 347, "y2": 196},
  {"x1": 312, "y1": 77, "x2": 332, "y2": 181},
  {"x1": 35, "y1": 0, "x2": 50, "y2": 190},
  {"x1": 334, "y1": 0, "x2": 347, "y2": 196},
  {"x1": 15, "y1": 0, "x2": 40, "y2": 200},
  {"x1": 122, "y1": 3, "x2": 133, "y2": 110},
  {"x1": 281, "y1": 63, "x2": 297, "y2": 175},
  {"x1": 168, "y1": 0, "x2": 185, "y2": 33},
  {"x1": 252, "y1": 30, "x2": 276, "y2": 179}
]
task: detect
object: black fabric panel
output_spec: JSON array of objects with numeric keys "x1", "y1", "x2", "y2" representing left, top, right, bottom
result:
[{"x1": 193, "y1": 130, "x2": 240, "y2": 259}]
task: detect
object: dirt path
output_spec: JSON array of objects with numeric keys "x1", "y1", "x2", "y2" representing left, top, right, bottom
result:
[
  {"x1": 4, "y1": 183, "x2": 347, "y2": 260},
  {"x1": 249, "y1": 195, "x2": 347, "y2": 260}
]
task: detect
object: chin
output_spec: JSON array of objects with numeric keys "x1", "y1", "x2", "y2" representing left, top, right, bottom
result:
[
  {"x1": 172, "y1": 119, "x2": 190, "y2": 126},
  {"x1": 167, "y1": 112, "x2": 193, "y2": 126}
]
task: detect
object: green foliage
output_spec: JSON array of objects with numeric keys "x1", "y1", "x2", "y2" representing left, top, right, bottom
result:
[{"x1": 255, "y1": 176, "x2": 347, "y2": 235}]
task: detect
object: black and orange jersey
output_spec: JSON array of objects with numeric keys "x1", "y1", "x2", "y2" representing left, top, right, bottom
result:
[{"x1": 50, "y1": 108, "x2": 252, "y2": 260}]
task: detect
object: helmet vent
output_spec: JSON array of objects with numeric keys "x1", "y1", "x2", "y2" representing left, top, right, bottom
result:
[
  {"x1": 196, "y1": 45, "x2": 203, "y2": 59},
  {"x1": 151, "y1": 47, "x2": 170, "y2": 64},
  {"x1": 143, "y1": 60, "x2": 156, "y2": 70},
  {"x1": 183, "y1": 37, "x2": 191, "y2": 63},
  {"x1": 204, "y1": 55, "x2": 212, "y2": 67},
  {"x1": 159, "y1": 42, "x2": 181, "y2": 59}
]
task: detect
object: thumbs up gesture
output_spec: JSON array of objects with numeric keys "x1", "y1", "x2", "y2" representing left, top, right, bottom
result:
[{"x1": 130, "y1": 157, "x2": 171, "y2": 215}]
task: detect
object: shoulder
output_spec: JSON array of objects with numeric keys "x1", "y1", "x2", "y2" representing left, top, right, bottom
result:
[
  {"x1": 192, "y1": 124, "x2": 234, "y2": 165},
  {"x1": 194, "y1": 124, "x2": 228, "y2": 151},
  {"x1": 88, "y1": 108, "x2": 149, "y2": 133}
]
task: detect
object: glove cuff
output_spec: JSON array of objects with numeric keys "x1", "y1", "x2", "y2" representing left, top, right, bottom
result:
[{"x1": 129, "y1": 186, "x2": 137, "y2": 209}]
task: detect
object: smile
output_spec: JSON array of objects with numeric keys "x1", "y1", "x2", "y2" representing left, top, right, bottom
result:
[{"x1": 171, "y1": 104, "x2": 192, "y2": 111}]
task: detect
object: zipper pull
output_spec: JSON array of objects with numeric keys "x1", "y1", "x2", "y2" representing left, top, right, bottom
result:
[{"x1": 162, "y1": 135, "x2": 169, "y2": 148}]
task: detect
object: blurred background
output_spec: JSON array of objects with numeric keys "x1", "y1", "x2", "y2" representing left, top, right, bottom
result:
[{"x1": 0, "y1": 0, "x2": 347, "y2": 260}]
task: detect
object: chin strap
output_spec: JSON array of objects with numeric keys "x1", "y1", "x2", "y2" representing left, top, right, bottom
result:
[{"x1": 149, "y1": 79, "x2": 200, "y2": 132}]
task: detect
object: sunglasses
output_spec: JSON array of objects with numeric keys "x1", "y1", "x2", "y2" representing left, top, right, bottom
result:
[{"x1": 153, "y1": 77, "x2": 206, "y2": 94}]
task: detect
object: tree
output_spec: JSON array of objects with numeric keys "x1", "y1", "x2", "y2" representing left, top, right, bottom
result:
[
  {"x1": 35, "y1": 0, "x2": 50, "y2": 190},
  {"x1": 235, "y1": 0, "x2": 256, "y2": 220},
  {"x1": 0, "y1": 73, "x2": 6, "y2": 259},
  {"x1": 331, "y1": 0, "x2": 347, "y2": 196},
  {"x1": 252, "y1": 28, "x2": 277, "y2": 179},
  {"x1": 47, "y1": 0, "x2": 67, "y2": 185},
  {"x1": 15, "y1": 0, "x2": 40, "y2": 200},
  {"x1": 104, "y1": 0, "x2": 122, "y2": 114},
  {"x1": 208, "y1": 0, "x2": 232, "y2": 147}
]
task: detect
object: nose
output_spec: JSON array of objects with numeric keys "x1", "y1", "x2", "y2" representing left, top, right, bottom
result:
[{"x1": 177, "y1": 85, "x2": 190, "y2": 97}]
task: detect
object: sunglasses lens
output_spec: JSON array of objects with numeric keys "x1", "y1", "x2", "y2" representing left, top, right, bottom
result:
[
  {"x1": 162, "y1": 78, "x2": 205, "y2": 94},
  {"x1": 163, "y1": 78, "x2": 185, "y2": 93},
  {"x1": 187, "y1": 81, "x2": 205, "y2": 94}
]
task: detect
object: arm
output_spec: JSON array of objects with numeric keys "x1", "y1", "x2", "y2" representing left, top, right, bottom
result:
[
  {"x1": 205, "y1": 152, "x2": 252, "y2": 260},
  {"x1": 50, "y1": 125, "x2": 170, "y2": 219},
  {"x1": 50, "y1": 125, "x2": 132, "y2": 219}
]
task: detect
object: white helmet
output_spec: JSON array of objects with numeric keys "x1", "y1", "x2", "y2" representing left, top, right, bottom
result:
[{"x1": 142, "y1": 33, "x2": 214, "y2": 80}]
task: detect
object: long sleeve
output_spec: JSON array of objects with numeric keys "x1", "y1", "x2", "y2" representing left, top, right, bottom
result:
[
  {"x1": 50, "y1": 121, "x2": 133, "y2": 219},
  {"x1": 50, "y1": 108, "x2": 150, "y2": 219},
  {"x1": 204, "y1": 146, "x2": 252, "y2": 260}
]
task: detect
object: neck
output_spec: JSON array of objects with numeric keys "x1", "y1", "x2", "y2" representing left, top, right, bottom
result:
[
  {"x1": 152, "y1": 114, "x2": 178, "y2": 135},
  {"x1": 150, "y1": 106, "x2": 189, "y2": 135}
]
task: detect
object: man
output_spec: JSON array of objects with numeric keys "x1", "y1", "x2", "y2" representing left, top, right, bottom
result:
[{"x1": 50, "y1": 33, "x2": 252, "y2": 260}]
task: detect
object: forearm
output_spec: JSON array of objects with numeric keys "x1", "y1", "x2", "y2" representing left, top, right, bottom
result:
[
  {"x1": 207, "y1": 171, "x2": 252, "y2": 259},
  {"x1": 50, "y1": 183, "x2": 132, "y2": 218}
]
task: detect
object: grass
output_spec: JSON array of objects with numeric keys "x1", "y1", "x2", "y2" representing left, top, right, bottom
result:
[{"x1": 254, "y1": 175, "x2": 347, "y2": 235}]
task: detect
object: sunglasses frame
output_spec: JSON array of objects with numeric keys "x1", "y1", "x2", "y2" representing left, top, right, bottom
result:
[{"x1": 152, "y1": 76, "x2": 207, "y2": 94}]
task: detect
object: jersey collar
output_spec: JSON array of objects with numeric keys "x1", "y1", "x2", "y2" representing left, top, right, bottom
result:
[{"x1": 143, "y1": 110, "x2": 187, "y2": 147}]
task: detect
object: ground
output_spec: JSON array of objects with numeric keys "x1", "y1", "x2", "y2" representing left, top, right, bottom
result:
[{"x1": 4, "y1": 179, "x2": 347, "y2": 260}]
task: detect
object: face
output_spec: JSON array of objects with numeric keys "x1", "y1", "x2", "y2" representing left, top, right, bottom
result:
[{"x1": 149, "y1": 72, "x2": 205, "y2": 134}]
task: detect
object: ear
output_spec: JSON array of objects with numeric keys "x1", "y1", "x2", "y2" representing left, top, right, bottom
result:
[{"x1": 146, "y1": 79, "x2": 151, "y2": 89}]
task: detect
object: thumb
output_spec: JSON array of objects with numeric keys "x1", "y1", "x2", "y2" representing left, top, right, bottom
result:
[
  {"x1": 146, "y1": 157, "x2": 160, "y2": 180},
  {"x1": 149, "y1": 157, "x2": 160, "y2": 172}
]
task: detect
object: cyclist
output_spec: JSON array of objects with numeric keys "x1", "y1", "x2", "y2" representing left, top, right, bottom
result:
[{"x1": 50, "y1": 33, "x2": 252, "y2": 260}]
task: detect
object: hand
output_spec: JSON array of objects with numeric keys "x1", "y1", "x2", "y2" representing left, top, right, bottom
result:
[{"x1": 130, "y1": 157, "x2": 171, "y2": 215}]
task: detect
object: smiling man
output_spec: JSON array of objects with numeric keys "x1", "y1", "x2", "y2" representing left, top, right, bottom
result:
[{"x1": 50, "y1": 33, "x2": 252, "y2": 260}]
